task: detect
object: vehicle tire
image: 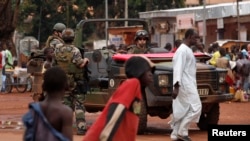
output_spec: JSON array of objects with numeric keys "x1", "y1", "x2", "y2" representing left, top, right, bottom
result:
[
  {"x1": 16, "y1": 78, "x2": 28, "y2": 93},
  {"x1": 137, "y1": 98, "x2": 147, "y2": 135},
  {"x1": 5, "y1": 76, "x2": 13, "y2": 93},
  {"x1": 197, "y1": 103, "x2": 220, "y2": 130}
]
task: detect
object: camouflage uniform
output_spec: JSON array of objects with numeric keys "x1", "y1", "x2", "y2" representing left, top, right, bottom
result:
[
  {"x1": 45, "y1": 22, "x2": 66, "y2": 49},
  {"x1": 127, "y1": 29, "x2": 149, "y2": 54},
  {"x1": 54, "y1": 43, "x2": 87, "y2": 134},
  {"x1": 45, "y1": 35, "x2": 64, "y2": 49},
  {"x1": 127, "y1": 44, "x2": 148, "y2": 54}
]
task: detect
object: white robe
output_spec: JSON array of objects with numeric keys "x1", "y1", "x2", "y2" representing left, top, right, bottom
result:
[{"x1": 172, "y1": 43, "x2": 202, "y2": 124}]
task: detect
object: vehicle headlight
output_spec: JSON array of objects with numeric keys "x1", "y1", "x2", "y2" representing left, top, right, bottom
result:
[
  {"x1": 158, "y1": 75, "x2": 169, "y2": 87},
  {"x1": 219, "y1": 73, "x2": 226, "y2": 83}
]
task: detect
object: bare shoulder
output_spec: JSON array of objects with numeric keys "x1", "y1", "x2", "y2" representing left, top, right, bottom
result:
[
  {"x1": 51, "y1": 103, "x2": 73, "y2": 121},
  {"x1": 58, "y1": 105, "x2": 73, "y2": 132},
  {"x1": 60, "y1": 104, "x2": 73, "y2": 115}
]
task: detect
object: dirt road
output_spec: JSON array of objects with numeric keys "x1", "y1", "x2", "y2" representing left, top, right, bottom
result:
[{"x1": 0, "y1": 91, "x2": 250, "y2": 141}]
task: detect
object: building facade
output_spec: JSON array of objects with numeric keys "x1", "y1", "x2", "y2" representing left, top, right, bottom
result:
[{"x1": 139, "y1": 1, "x2": 250, "y2": 49}]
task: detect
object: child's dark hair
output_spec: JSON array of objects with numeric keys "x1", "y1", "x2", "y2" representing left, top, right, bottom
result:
[
  {"x1": 125, "y1": 56, "x2": 153, "y2": 78},
  {"x1": 42, "y1": 66, "x2": 68, "y2": 93},
  {"x1": 13, "y1": 60, "x2": 18, "y2": 67}
]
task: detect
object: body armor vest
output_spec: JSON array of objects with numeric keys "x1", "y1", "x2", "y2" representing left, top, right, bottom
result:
[{"x1": 55, "y1": 45, "x2": 84, "y2": 91}]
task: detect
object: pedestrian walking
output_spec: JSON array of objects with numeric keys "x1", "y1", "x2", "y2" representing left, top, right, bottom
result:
[
  {"x1": 170, "y1": 28, "x2": 202, "y2": 141},
  {"x1": 22, "y1": 66, "x2": 73, "y2": 141},
  {"x1": 83, "y1": 56, "x2": 155, "y2": 141},
  {"x1": 208, "y1": 42, "x2": 220, "y2": 66},
  {"x1": 1, "y1": 49, "x2": 13, "y2": 92},
  {"x1": 216, "y1": 47, "x2": 235, "y2": 86}
]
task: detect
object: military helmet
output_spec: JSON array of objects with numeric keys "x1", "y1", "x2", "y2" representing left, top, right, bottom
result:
[
  {"x1": 53, "y1": 23, "x2": 66, "y2": 32},
  {"x1": 62, "y1": 28, "x2": 75, "y2": 41},
  {"x1": 134, "y1": 30, "x2": 149, "y2": 41}
]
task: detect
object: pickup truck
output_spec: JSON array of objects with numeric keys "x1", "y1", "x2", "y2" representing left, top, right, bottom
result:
[{"x1": 74, "y1": 18, "x2": 234, "y2": 134}]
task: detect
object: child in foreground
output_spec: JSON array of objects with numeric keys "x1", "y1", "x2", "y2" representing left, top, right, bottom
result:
[
  {"x1": 83, "y1": 56, "x2": 155, "y2": 141},
  {"x1": 22, "y1": 66, "x2": 73, "y2": 141}
]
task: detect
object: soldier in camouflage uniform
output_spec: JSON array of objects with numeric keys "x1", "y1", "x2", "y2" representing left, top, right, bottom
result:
[
  {"x1": 28, "y1": 23, "x2": 66, "y2": 101},
  {"x1": 45, "y1": 23, "x2": 66, "y2": 49},
  {"x1": 127, "y1": 29, "x2": 150, "y2": 54},
  {"x1": 54, "y1": 28, "x2": 89, "y2": 135}
]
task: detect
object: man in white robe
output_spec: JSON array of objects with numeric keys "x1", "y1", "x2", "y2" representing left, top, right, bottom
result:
[{"x1": 170, "y1": 28, "x2": 202, "y2": 141}]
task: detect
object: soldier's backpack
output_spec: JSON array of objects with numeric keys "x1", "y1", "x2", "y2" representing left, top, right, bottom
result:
[
  {"x1": 54, "y1": 44, "x2": 81, "y2": 74},
  {"x1": 45, "y1": 35, "x2": 64, "y2": 48},
  {"x1": 54, "y1": 44, "x2": 84, "y2": 91}
]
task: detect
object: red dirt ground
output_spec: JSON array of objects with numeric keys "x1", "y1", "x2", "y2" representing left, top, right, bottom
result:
[{"x1": 0, "y1": 91, "x2": 250, "y2": 141}]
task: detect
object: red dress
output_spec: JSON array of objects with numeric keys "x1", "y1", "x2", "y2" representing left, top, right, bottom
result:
[{"x1": 83, "y1": 78, "x2": 142, "y2": 141}]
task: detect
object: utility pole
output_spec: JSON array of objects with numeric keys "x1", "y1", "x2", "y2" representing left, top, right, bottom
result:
[
  {"x1": 105, "y1": 0, "x2": 108, "y2": 47},
  {"x1": 202, "y1": 0, "x2": 206, "y2": 45},
  {"x1": 38, "y1": 6, "x2": 42, "y2": 44},
  {"x1": 125, "y1": 0, "x2": 128, "y2": 26},
  {"x1": 237, "y1": 0, "x2": 240, "y2": 40},
  {"x1": 66, "y1": 0, "x2": 71, "y2": 27}
]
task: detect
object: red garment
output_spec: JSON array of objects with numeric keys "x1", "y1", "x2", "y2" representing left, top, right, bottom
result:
[
  {"x1": 83, "y1": 78, "x2": 142, "y2": 141},
  {"x1": 226, "y1": 75, "x2": 234, "y2": 86},
  {"x1": 171, "y1": 47, "x2": 177, "y2": 53}
]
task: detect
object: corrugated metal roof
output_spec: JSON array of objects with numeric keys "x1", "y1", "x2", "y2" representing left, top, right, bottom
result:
[
  {"x1": 139, "y1": 1, "x2": 250, "y2": 21},
  {"x1": 214, "y1": 39, "x2": 250, "y2": 47},
  {"x1": 186, "y1": 0, "x2": 245, "y2": 5}
]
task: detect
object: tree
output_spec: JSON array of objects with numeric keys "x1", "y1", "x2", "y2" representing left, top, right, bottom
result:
[
  {"x1": 0, "y1": 0, "x2": 21, "y2": 56},
  {"x1": 18, "y1": 0, "x2": 90, "y2": 45},
  {"x1": 18, "y1": 0, "x2": 186, "y2": 46},
  {"x1": 0, "y1": 0, "x2": 186, "y2": 53}
]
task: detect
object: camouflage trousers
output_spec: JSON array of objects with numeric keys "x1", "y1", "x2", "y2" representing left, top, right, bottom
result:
[{"x1": 63, "y1": 94, "x2": 87, "y2": 134}]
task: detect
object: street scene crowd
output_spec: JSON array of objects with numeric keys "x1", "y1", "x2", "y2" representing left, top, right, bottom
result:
[
  {"x1": 0, "y1": 24, "x2": 249, "y2": 141},
  {"x1": 1, "y1": 1, "x2": 250, "y2": 141}
]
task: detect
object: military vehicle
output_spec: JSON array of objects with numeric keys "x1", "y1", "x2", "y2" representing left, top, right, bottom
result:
[{"x1": 74, "y1": 19, "x2": 234, "y2": 134}]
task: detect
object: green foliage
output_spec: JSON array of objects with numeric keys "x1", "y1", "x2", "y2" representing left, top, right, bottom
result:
[
  {"x1": 18, "y1": 0, "x2": 185, "y2": 45},
  {"x1": 19, "y1": 0, "x2": 89, "y2": 44}
]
